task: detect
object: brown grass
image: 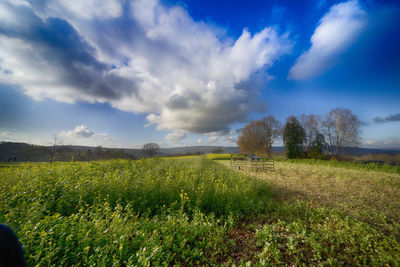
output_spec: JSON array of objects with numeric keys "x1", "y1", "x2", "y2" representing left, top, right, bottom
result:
[
  {"x1": 350, "y1": 153, "x2": 400, "y2": 165},
  {"x1": 216, "y1": 159, "x2": 400, "y2": 265},
  {"x1": 220, "y1": 160, "x2": 400, "y2": 225}
]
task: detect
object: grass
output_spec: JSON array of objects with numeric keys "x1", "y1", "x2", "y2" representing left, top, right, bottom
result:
[
  {"x1": 0, "y1": 158, "x2": 270, "y2": 265},
  {"x1": 255, "y1": 201, "x2": 400, "y2": 266},
  {"x1": 255, "y1": 161, "x2": 400, "y2": 222},
  {"x1": 220, "y1": 159, "x2": 400, "y2": 265},
  {"x1": 275, "y1": 157, "x2": 400, "y2": 174},
  {"x1": 205, "y1": 153, "x2": 231, "y2": 160},
  {"x1": 1, "y1": 157, "x2": 399, "y2": 265}
]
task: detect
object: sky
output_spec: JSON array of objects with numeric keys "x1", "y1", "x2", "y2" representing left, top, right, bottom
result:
[{"x1": 0, "y1": 0, "x2": 399, "y2": 149}]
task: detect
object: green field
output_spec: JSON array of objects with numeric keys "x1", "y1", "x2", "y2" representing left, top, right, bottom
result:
[{"x1": 1, "y1": 158, "x2": 399, "y2": 266}]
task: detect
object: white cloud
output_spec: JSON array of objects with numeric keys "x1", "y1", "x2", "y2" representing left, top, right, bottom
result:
[
  {"x1": 197, "y1": 138, "x2": 203, "y2": 144},
  {"x1": 221, "y1": 135, "x2": 237, "y2": 144},
  {"x1": 58, "y1": 0, "x2": 122, "y2": 20},
  {"x1": 97, "y1": 133, "x2": 112, "y2": 141},
  {"x1": 289, "y1": 0, "x2": 366, "y2": 80},
  {"x1": 59, "y1": 125, "x2": 94, "y2": 138},
  {"x1": 165, "y1": 132, "x2": 186, "y2": 143},
  {"x1": 0, "y1": 0, "x2": 292, "y2": 135},
  {"x1": 208, "y1": 136, "x2": 218, "y2": 143}
]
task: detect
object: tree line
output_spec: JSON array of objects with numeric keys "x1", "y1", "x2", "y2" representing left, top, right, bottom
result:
[{"x1": 237, "y1": 108, "x2": 364, "y2": 159}]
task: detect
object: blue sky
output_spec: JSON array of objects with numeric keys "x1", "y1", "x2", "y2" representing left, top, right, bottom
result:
[{"x1": 0, "y1": 0, "x2": 399, "y2": 148}]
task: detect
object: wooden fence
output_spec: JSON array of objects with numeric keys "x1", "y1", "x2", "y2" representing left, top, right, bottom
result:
[{"x1": 230, "y1": 154, "x2": 275, "y2": 172}]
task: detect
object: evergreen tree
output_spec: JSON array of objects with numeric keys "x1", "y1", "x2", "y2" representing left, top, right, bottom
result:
[
  {"x1": 283, "y1": 116, "x2": 306, "y2": 159},
  {"x1": 309, "y1": 133, "x2": 326, "y2": 159}
]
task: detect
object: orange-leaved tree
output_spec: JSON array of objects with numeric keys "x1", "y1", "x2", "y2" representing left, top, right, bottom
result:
[{"x1": 237, "y1": 115, "x2": 282, "y2": 156}]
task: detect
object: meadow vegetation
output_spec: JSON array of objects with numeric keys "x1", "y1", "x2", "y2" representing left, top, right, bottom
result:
[
  {"x1": 0, "y1": 158, "x2": 270, "y2": 265},
  {"x1": 0, "y1": 157, "x2": 399, "y2": 265},
  {"x1": 223, "y1": 158, "x2": 400, "y2": 265}
]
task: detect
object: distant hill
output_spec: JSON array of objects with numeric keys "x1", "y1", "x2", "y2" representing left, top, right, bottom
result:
[
  {"x1": 159, "y1": 146, "x2": 239, "y2": 155},
  {"x1": 1, "y1": 142, "x2": 399, "y2": 162},
  {"x1": 0, "y1": 142, "x2": 240, "y2": 162}
]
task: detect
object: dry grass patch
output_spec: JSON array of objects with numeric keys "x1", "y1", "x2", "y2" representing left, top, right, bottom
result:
[
  {"x1": 266, "y1": 162, "x2": 400, "y2": 222},
  {"x1": 219, "y1": 159, "x2": 400, "y2": 233},
  {"x1": 218, "y1": 159, "x2": 400, "y2": 265}
]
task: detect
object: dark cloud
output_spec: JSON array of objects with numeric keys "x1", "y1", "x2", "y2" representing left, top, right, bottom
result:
[
  {"x1": 165, "y1": 94, "x2": 191, "y2": 110},
  {"x1": 386, "y1": 114, "x2": 400, "y2": 122},
  {"x1": 374, "y1": 113, "x2": 400, "y2": 124},
  {"x1": 0, "y1": 3, "x2": 136, "y2": 101},
  {"x1": 373, "y1": 117, "x2": 385, "y2": 123}
]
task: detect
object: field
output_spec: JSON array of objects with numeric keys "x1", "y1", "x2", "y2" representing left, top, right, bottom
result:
[{"x1": 1, "y1": 157, "x2": 400, "y2": 266}]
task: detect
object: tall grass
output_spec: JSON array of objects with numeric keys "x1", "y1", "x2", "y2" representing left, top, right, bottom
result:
[
  {"x1": 1, "y1": 158, "x2": 399, "y2": 265},
  {"x1": 0, "y1": 158, "x2": 270, "y2": 265}
]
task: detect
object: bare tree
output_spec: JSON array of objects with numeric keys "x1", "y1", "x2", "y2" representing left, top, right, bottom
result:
[
  {"x1": 322, "y1": 108, "x2": 363, "y2": 158},
  {"x1": 237, "y1": 115, "x2": 282, "y2": 156},
  {"x1": 299, "y1": 114, "x2": 321, "y2": 152},
  {"x1": 93, "y1": 146, "x2": 105, "y2": 160},
  {"x1": 142, "y1": 143, "x2": 160, "y2": 157},
  {"x1": 212, "y1": 148, "x2": 224, "y2": 154},
  {"x1": 48, "y1": 134, "x2": 63, "y2": 163}
]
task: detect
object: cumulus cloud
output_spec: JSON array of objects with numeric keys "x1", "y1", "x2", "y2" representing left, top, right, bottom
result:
[
  {"x1": 208, "y1": 136, "x2": 218, "y2": 143},
  {"x1": 58, "y1": 0, "x2": 122, "y2": 20},
  {"x1": 221, "y1": 135, "x2": 237, "y2": 144},
  {"x1": 59, "y1": 125, "x2": 94, "y2": 138},
  {"x1": 197, "y1": 138, "x2": 203, "y2": 144},
  {"x1": 289, "y1": 0, "x2": 366, "y2": 80},
  {"x1": 0, "y1": 2, "x2": 136, "y2": 104},
  {"x1": 0, "y1": 0, "x2": 291, "y2": 135},
  {"x1": 165, "y1": 132, "x2": 185, "y2": 143},
  {"x1": 374, "y1": 114, "x2": 400, "y2": 124}
]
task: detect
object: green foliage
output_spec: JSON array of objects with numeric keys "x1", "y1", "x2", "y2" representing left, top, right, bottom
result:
[
  {"x1": 256, "y1": 202, "x2": 400, "y2": 265},
  {"x1": 283, "y1": 116, "x2": 306, "y2": 159},
  {"x1": 19, "y1": 208, "x2": 230, "y2": 266},
  {"x1": 307, "y1": 133, "x2": 325, "y2": 159},
  {"x1": 0, "y1": 158, "x2": 270, "y2": 266},
  {"x1": 205, "y1": 153, "x2": 231, "y2": 160},
  {"x1": 1, "y1": 158, "x2": 399, "y2": 265}
]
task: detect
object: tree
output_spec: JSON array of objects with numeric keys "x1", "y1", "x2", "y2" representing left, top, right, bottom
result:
[
  {"x1": 283, "y1": 116, "x2": 306, "y2": 159},
  {"x1": 93, "y1": 146, "x2": 105, "y2": 160},
  {"x1": 299, "y1": 114, "x2": 321, "y2": 152},
  {"x1": 48, "y1": 134, "x2": 63, "y2": 163},
  {"x1": 237, "y1": 115, "x2": 282, "y2": 156},
  {"x1": 299, "y1": 114, "x2": 326, "y2": 158},
  {"x1": 142, "y1": 143, "x2": 160, "y2": 157},
  {"x1": 83, "y1": 149, "x2": 93, "y2": 161},
  {"x1": 212, "y1": 148, "x2": 224, "y2": 154},
  {"x1": 309, "y1": 133, "x2": 326, "y2": 159},
  {"x1": 322, "y1": 108, "x2": 363, "y2": 158}
]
